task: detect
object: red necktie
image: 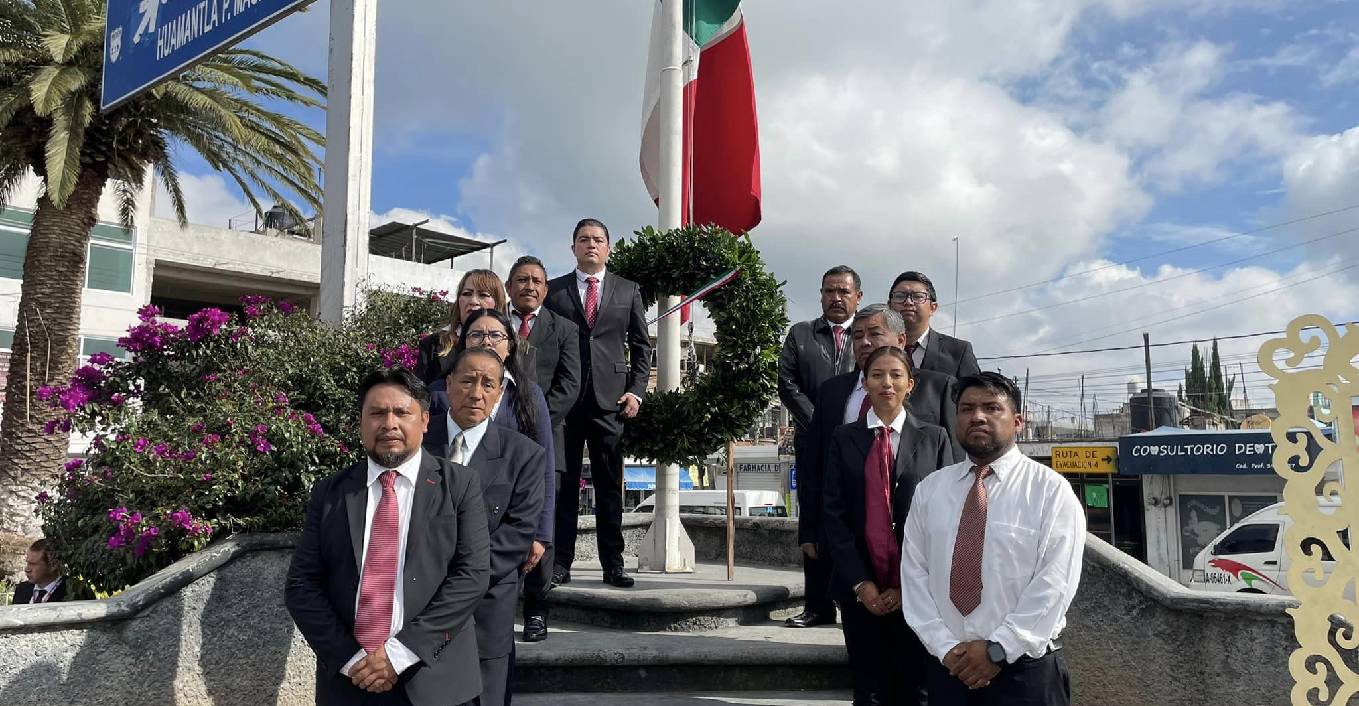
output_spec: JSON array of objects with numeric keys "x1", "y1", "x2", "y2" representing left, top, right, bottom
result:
[
  {"x1": 832, "y1": 325, "x2": 845, "y2": 355},
  {"x1": 354, "y1": 470, "x2": 400, "y2": 652},
  {"x1": 863, "y1": 427, "x2": 899, "y2": 589},
  {"x1": 517, "y1": 311, "x2": 535, "y2": 339},
  {"x1": 905, "y1": 342, "x2": 919, "y2": 360},
  {"x1": 856, "y1": 393, "x2": 873, "y2": 422},
  {"x1": 950, "y1": 465, "x2": 993, "y2": 616},
  {"x1": 584, "y1": 276, "x2": 600, "y2": 329}
]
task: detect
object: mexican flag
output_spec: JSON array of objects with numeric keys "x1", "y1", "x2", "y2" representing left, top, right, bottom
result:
[{"x1": 640, "y1": 0, "x2": 762, "y2": 235}]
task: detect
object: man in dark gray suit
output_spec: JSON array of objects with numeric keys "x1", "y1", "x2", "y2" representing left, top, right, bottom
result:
[
  {"x1": 506, "y1": 255, "x2": 580, "y2": 640},
  {"x1": 423, "y1": 349, "x2": 545, "y2": 706},
  {"x1": 779, "y1": 265, "x2": 862, "y2": 628},
  {"x1": 286, "y1": 368, "x2": 490, "y2": 706},
  {"x1": 888, "y1": 271, "x2": 981, "y2": 379},
  {"x1": 544, "y1": 218, "x2": 651, "y2": 589}
]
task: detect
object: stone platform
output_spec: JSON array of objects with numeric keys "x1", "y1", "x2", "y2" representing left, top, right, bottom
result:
[
  {"x1": 514, "y1": 619, "x2": 850, "y2": 694},
  {"x1": 540, "y1": 559, "x2": 804, "y2": 631},
  {"x1": 516, "y1": 691, "x2": 851, "y2": 705}
]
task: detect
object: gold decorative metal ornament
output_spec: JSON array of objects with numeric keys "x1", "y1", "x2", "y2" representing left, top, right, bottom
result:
[{"x1": 1260, "y1": 315, "x2": 1359, "y2": 706}]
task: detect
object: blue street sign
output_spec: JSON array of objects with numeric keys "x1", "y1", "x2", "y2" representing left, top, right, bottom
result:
[
  {"x1": 789, "y1": 464, "x2": 797, "y2": 490},
  {"x1": 102, "y1": 0, "x2": 312, "y2": 110}
]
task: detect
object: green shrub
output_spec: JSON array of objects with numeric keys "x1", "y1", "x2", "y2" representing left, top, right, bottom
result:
[{"x1": 36, "y1": 287, "x2": 448, "y2": 593}]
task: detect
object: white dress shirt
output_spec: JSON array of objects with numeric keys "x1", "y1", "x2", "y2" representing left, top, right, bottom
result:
[
  {"x1": 30, "y1": 577, "x2": 62, "y2": 603},
  {"x1": 341, "y1": 450, "x2": 425, "y2": 676},
  {"x1": 909, "y1": 327, "x2": 930, "y2": 369},
  {"x1": 575, "y1": 268, "x2": 606, "y2": 306},
  {"x1": 512, "y1": 307, "x2": 543, "y2": 337},
  {"x1": 865, "y1": 406, "x2": 903, "y2": 457},
  {"x1": 844, "y1": 372, "x2": 868, "y2": 424},
  {"x1": 899, "y1": 445, "x2": 1085, "y2": 664},
  {"x1": 447, "y1": 415, "x2": 491, "y2": 462}
]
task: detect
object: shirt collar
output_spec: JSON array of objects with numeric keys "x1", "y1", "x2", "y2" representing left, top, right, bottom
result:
[
  {"x1": 366, "y1": 448, "x2": 424, "y2": 486},
  {"x1": 490, "y1": 375, "x2": 515, "y2": 419},
  {"x1": 959, "y1": 444, "x2": 1022, "y2": 480},
  {"x1": 576, "y1": 268, "x2": 606, "y2": 283},
  {"x1": 866, "y1": 406, "x2": 906, "y2": 434},
  {"x1": 446, "y1": 415, "x2": 492, "y2": 457},
  {"x1": 514, "y1": 306, "x2": 543, "y2": 319},
  {"x1": 37, "y1": 576, "x2": 62, "y2": 594},
  {"x1": 915, "y1": 327, "x2": 931, "y2": 349}
]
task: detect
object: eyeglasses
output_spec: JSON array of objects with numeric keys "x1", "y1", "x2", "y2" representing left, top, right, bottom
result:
[
  {"x1": 890, "y1": 291, "x2": 933, "y2": 304},
  {"x1": 465, "y1": 330, "x2": 509, "y2": 344}
]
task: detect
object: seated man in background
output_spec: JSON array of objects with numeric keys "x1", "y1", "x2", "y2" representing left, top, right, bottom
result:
[{"x1": 13, "y1": 538, "x2": 66, "y2": 604}]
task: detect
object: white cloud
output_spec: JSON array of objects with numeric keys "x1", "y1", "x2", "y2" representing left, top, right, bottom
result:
[
  {"x1": 152, "y1": 172, "x2": 256, "y2": 231},
  {"x1": 1321, "y1": 46, "x2": 1359, "y2": 87}
]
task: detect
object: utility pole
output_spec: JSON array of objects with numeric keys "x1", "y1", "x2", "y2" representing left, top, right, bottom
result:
[
  {"x1": 1239, "y1": 361, "x2": 1249, "y2": 408},
  {"x1": 952, "y1": 236, "x2": 960, "y2": 336},
  {"x1": 1143, "y1": 333, "x2": 1154, "y2": 432},
  {"x1": 1078, "y1": 375, "x2": 1085, "y2": 437},
  {"x1": 1092, "y1": 394, "x2": 1099, "y2": 437},
  {"x1": 1022, "y1": 368, "x2": 1030, "y2": 440}
]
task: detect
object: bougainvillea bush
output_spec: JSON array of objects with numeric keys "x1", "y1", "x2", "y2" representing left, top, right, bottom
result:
[{"x1": 36, "y1": 287, "x2": 449, "y2": 592}]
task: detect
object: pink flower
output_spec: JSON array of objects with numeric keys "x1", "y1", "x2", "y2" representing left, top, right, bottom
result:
[
  {"x1": 133, "y1": 438, "x2": 150, "y2": 453},
  {"x1": 277, "y1": 299, "x2": 298, "y2": 314},
  {"x1": 88, "y1": 351, "x2": 115, "y2": 366},
  {"x1": 35, "y1": 491, "x2": 50, "y2": 505},
  {"x1": 190, "y1": 422, "x2": 206, "y2": 434},
  {"x1": 201, "y1": 373, "x2": 218, "y2": 383},
  {"x1": 42, "y1": 419, "x2": 59, "y2": 434},
  {"x1": 137, "y1": 304, "x2": 162, "y2": 322},
  {"x1": 36, "y1": 385, "x2": 57, "y2": 401},
  {"x1": 185, "y1": 308, "x2": 231, "y2": 342},
  {"x1": 201, "y1": 473, "x2": 213, "y2": 482},
  {"x1": 240, "y1": 294, "x2": 271, "y2": 319},
  {"x1": 64, "y1": 458, "x2": 83, "y2": 472}
]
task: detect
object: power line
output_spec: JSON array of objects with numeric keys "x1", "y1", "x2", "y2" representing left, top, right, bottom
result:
[
  {"x1": 959, "y1": 224, "x2": 1359, "y2": 330},
  {"x1": 979, "y1": 320, "x2": 1354, "y2": 361},
  {"x1": 939, "y1": 202, "x2": 1359, "y2": 308}
]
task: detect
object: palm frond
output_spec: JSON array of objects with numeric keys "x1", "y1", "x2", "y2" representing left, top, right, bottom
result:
[
  {"x1": 153, "y1": 155, "x2": 187, "y2": 227},
  {"x1": 42, "y1": 88, "x2": 91, "y2": 206},
  {"x1": 113, "y1": 167, "x2": 143, "y2": 230},
  {"x1": 27, "y1": 62, "x2": 87, "y2": 116}
]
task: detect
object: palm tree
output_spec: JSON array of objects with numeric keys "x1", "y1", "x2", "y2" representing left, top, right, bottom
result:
[{"x1": 0, "y1": 0, "x2": 324, "y2": 535}]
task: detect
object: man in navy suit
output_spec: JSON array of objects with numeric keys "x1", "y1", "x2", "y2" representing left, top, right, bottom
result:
[
  {"x1": 424, "y1": 349, "x2": 545, "y2": 706},
  {"x1": 888, "y1": 271, "x2": 981, "y2": 379},
  {"x1": 286, "y1": 368, "x2": 489, "y2": 706},
  {"x1": 544, "y1": 218, "x2": 651, "y2": 589}
]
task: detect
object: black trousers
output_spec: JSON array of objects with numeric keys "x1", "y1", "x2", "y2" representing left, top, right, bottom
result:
[
  {"x1": 556, "y1": 389, "x2": 625, "y2": 572},
  {"x1": 522, "y1": 476, "x2": 561, "y2": 618},
  {"x1": 795, "y1": 432, "x2": 836, "y2": 618},
  {"x1": 927, "y1": 650, "x2": 1070, "y2": 706},
  {"x1": 840, "y1": 600, "x2": 928, "y2": 706}
]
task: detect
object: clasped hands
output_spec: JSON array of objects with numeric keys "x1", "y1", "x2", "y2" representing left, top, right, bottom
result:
[
  {"x1": 852, "y1": 581, "x2": 901, "y2": 616},
  {"x1": 350, "y1": 644, "x2": 398, "y2": 693},
  {"x1": 943, "y1": 640, "x2": 1001, "y2": 690}
]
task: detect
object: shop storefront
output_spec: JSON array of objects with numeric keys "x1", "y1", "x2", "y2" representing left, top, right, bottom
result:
[
  {"x1": 1050, "y1": 444, "x2": 1146, "y2": 561},
  {"x1": 1116, "y1": 427, "x2": 1326, "y2": 584}
]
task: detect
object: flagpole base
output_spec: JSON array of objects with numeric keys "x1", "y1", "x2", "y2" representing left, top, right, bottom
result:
[{"x1": 637, "y1": 512, "x2": 696, "y2": 574}]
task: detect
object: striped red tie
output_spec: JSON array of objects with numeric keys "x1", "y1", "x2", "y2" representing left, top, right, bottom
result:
[
  {"x1": 517, "y1": 311, "x2": 535, "y2": 339},
  {"x1": 950, "y1": 465, "x2": 992, "y2": 616},
  {"x1": 857, "y1": 394, "x2": 873, "y2": 422},
  {"x1": 584, "y1": 277, "x2": 600, "y2": 329},
  {"x1": 354, "y1": 470, "x2": 400, "y2": 652}
]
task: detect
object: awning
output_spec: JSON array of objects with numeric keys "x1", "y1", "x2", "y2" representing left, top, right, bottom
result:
[
  {"x1": 1117, "y1": 426, "x2": 1325, "y2": 476},
  {"x1": 369, "y1": 220, "x2": 505, "y2": 265},
  {"x1": 623, "y1": 466, "x2": 696, "y2": 491}
]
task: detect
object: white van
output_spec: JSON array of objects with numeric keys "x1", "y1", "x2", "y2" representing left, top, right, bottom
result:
[
  {"x1": 1188, "y1": 498, "x2": 1347, "y2": 595},
  {"x1": 632, "y1": 490, "x2": 788, "y2": 518}
]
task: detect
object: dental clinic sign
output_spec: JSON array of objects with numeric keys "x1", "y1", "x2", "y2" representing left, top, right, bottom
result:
[
  {"x1": 1118, "y1": 428, "x2": 1322, "y2": 476},
  {"x1": 102, "y1": 0, "x2": 313, "y2": 110}
]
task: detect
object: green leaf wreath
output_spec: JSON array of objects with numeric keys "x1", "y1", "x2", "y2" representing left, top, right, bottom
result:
[{"x1": 609, "y1": 225, "x2": 788, "y2": 465}]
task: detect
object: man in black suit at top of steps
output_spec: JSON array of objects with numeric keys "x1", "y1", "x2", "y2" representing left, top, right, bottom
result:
[{"x1": 544, "y1": 218, "x2": 652, "y2": 590}]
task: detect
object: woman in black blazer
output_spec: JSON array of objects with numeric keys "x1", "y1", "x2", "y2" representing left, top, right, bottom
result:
[{"x1": 821, "y1": 345, "x2": 960, "y2": 706}]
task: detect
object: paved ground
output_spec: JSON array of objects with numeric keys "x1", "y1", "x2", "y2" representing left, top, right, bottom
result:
[
  {"x1": 515, "y1": 618, "x2": 847, "y2": 666},
  {"x1": 515, "y1": 692, "x2": 851, "y2": 705},
  {"x1": 544, "y1": 558, "x2": 804, "y2": 612}
]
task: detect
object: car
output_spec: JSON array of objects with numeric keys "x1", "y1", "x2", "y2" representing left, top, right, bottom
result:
[
  {"x1": 1188, "y1": 498, "x2": 1347, "y2": 595},
  {"x1": 631, "y1": 490, "x2": 788, "y2": 517}
]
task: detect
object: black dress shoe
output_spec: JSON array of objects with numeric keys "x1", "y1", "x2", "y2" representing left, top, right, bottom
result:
[
  {"x1": 602, "y1": 568, "x2": 635, "y2": 588},
  {"x1": 551, "y1": 566, "x2": 570, "y2": 587},
  {"x1": 784, "y1": 610, "x2": 836, "y2": 628},
  {"x1": 522, "y1": 615, "x2": 548, "y2": 642}
]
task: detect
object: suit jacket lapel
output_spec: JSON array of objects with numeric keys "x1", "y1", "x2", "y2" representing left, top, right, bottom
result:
[
  {"x1": 813, "y1": 318, "x2": 836, "y2": 368},
  {"x1": 894, "y1": 415, "x2": 926, "y2": 484},
  {"x1": 343, "y1": 462, "x2": 368, "y2": 571},
  {"x1": 403, "y1": 451, "x2": 443, "y2": 617},
  {"x1": 602, "y1": 272, "x2": 623, "y2": 313},
  {"x1": 563, "y1": 275, "x2": 587, "y2": 323},
  {"x1": 920, "y1": 329, "x2": 941, "y2": 372},
  {"x1": 528, "y1": 308, "x2": 552, "y2": 347}
]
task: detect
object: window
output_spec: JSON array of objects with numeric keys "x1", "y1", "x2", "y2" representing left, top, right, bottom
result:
[
  {"x1": 0, "y1": 229, "x2": 25, "y2": 280},
  {"x1": 0, "y1": 206, "x2": 134, "y2": 291},
  {"x1": 86, "y1": 244, "x2": 133, "y2": 292},
  {"x1": 1213, "y1": 524, "x2": 1280, "y2": 556},
  {"x1": 1179, "y1": 493, "x2": 1280, "y2": 569},
  {"x1": 81, "y1": 337, "x2": 125, "y2": 360},
  {"x1": 0, "y1": 329, "x2": 12, "y2": 350}
]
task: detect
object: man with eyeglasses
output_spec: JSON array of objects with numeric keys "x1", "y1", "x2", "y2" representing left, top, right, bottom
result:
[
  {"x1": 888, "y1": 272, "x2": 980, "y2": 379},
  {"x1": 778, "y1": 264, "x2": 862, "y2": 628}
]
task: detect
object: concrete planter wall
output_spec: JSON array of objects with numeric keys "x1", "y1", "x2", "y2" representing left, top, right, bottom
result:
[{"x1": 0, "y1": 519, "x2": 1300, "y2": 705}]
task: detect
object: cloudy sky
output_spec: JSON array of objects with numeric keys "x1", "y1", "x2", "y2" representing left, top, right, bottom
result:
[{"x1": 155, "y1": 0, "x2": 1359, "y2": 425}]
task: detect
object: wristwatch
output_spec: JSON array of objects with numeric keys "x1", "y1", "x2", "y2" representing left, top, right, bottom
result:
[{"x1": 986, "y1": 641, "x2": 1007, "y2": 664}]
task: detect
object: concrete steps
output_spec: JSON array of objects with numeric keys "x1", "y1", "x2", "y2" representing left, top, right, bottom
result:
[
  {"x1": 540, "y1": 560, "x2": 804, "y2": 631},
  {"x1": 515, "y1": 692, "x2": 852, "y2": 705},
  {"x1": 513, "y1": 620, "x2": 850, "y2": 694}
]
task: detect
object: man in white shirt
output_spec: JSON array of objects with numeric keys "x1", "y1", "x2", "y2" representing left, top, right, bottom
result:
[
  {"x1": 900, "y1": 372, "x2": 1084, "y2": 706},
  {"x1": 286, "y1": 368, "x2": 490, "y2": 706}
]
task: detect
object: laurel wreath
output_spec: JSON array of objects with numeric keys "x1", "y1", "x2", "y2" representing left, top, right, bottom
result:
[{"x1": 608, "y1": 224, "x2": 788, "y2": 465}]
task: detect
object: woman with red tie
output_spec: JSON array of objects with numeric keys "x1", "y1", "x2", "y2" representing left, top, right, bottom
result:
[{"x1": 821, "y1": 345, "x2": 960, "y2": 705}]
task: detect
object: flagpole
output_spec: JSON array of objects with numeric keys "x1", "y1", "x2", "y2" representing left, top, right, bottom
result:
[{"x1": 638, "y1": 0, "x2": 696, "y2": 574}]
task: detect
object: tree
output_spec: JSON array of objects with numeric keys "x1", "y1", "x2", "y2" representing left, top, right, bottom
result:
[
  {"x1": 0, "y1": 0, "x2": 324, "y2": 535},
  {"x1": 1185, "y1": 344, "x2": 1207, "y2": 410}
]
